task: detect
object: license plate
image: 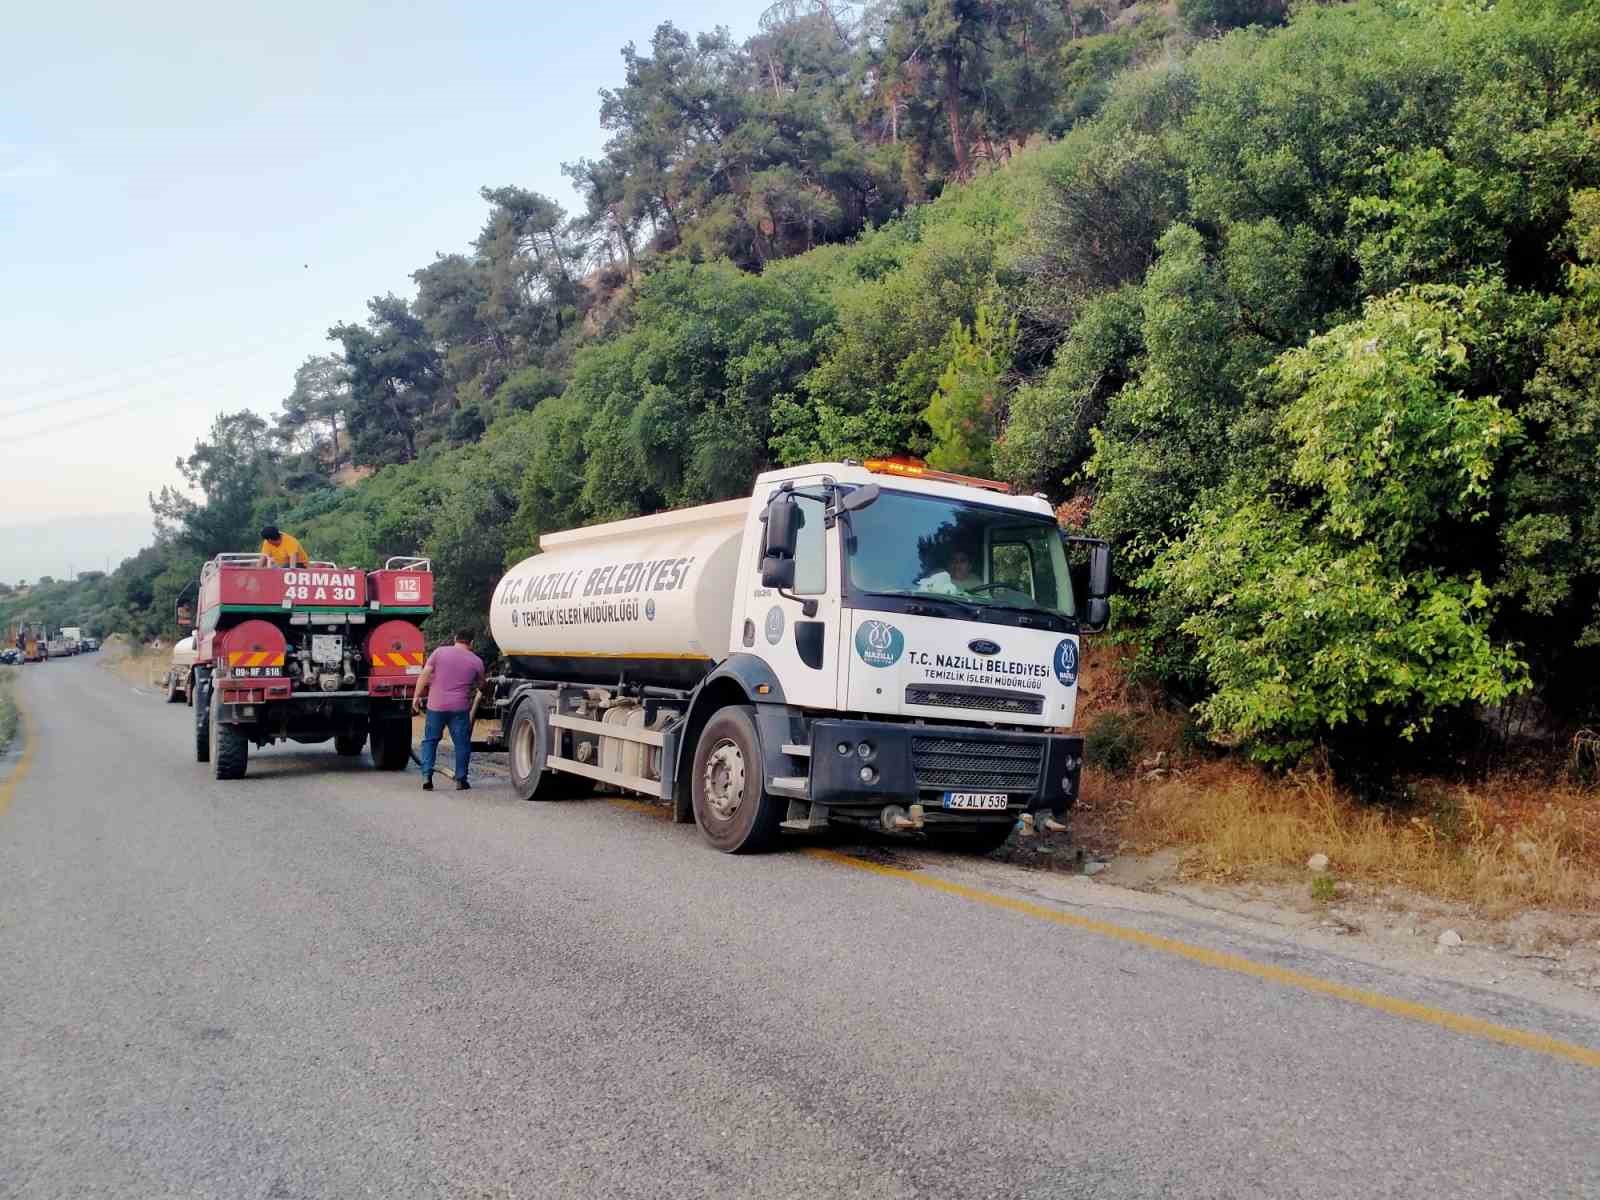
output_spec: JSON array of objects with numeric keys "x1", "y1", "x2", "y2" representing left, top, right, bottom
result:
[{"x1": 942, "y1": 792, "x2": 1010, "y2": 811}]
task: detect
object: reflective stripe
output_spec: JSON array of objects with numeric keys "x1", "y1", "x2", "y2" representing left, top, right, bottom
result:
[{"x1": 227, "y1": 650, "x2": 284, "y2": 667}]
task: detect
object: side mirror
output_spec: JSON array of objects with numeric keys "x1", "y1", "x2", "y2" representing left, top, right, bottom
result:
[
  {"x1": 761, "y1": 555, "x2": 796, "y2": 590},
  {"x1": 838, "y1": 482, "x2": 879, "y2": 513},
  {"x1": 1064, "y1": 536, "x2": 1112, "y2": 632},
  {"x1": 763, "y1": 493, "x2": 801, "y2": 560},
  {"x1": 1088, "y1": 543, "x2": 1111, "y2": 600}
]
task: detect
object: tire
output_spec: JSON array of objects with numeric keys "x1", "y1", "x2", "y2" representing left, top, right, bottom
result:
[
  {"x1": 334, "y1": 731, "x2": 366, "y2": 757},
  {"x1": 211, "y1": 692, "x2": 248, "y2": 781},
  {"x1": 194, "y1": 672, "x2": 211, "y2": 764},
  {"x1": 185, "y1": 672, "x2": 195, "y2": 707},
  {"x1": 370, "y1": 717, "x2": 411, "y2": 771},
  {"x1": 924, "y1": 820, "x2": 1017, "y2": 856},
  {"x1": 507, "y1": 697, "x2": 553, "y2": 800},
  {"x1": 691, "y1": 705, "x2": 783, "y2": 853},
  {"x1": 164, "y1": 672, "x2": 182, "y2": 704}
]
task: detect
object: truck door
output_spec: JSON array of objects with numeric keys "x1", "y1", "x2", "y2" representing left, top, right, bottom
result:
[{"x1": 747, "y1": 485, "x2": 843, "y2": 711}]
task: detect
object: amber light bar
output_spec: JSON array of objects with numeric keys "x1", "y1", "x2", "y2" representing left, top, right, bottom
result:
[{"x1": 862, "y1": 457, "x2": 1013, "y2": 494}]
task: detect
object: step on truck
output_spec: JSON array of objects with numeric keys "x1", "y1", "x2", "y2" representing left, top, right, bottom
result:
[
  {"x1": 481, "y1": 459, "x2": 1113, "y2": 853},
  {"x1": 192, "y1": 554, "x2": 435, "y2": 780}
]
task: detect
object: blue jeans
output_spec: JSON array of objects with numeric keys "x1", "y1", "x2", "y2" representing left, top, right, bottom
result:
[{"x1": 420, "y1": 708, "x2": 472, "y2": 782}]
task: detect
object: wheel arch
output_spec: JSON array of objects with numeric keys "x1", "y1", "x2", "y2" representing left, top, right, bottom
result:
[{"x1": 672, "y1": 655, "x2": 786, "y2": 825}]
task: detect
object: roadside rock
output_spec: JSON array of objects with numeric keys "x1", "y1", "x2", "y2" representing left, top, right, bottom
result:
[
  {"x1": 1437, "y1": 929, "x2": 1463, "y2": 949},
  {"x1": 1306, "y1": 853, "x2": 1330, "y2": 872}
]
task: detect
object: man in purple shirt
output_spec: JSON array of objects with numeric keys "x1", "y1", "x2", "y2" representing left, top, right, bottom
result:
[{"x1": 411, "y1": 628, "x2": 487, "y2": 792}]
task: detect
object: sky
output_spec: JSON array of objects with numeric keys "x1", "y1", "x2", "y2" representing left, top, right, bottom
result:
[{"x1": 0, "y1": 0, "x2": 760, "y2": 582}]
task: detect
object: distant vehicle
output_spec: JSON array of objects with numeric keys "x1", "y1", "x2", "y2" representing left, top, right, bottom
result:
[
  {"x1": 47, "y1": 635, "x2": 71, "y2": 658},
  {"x1": 165, "y1": 635, "x2": 199, "y2": 705},
  {"x1": 81, "y1": 636, "x2": 100, "y2": 653},
  {"x1": 0, "y1": 648, "x2": 19, "y2": 665},
  {"x1": 8, "y1": 622, "x2": 45, "y2": 663}
]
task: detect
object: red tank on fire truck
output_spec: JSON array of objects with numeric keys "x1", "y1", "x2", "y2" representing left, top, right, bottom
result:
[{"x1": 191, "y1": 553, "x2": 435, "y2": 780}]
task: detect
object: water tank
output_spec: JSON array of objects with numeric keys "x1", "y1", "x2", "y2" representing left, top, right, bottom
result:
[{"x1": 489, "y1": 499, "x2": 749, "y2": 689}]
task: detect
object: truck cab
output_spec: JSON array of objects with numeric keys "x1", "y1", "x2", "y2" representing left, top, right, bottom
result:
[{"x1": 726, "y1": 461, "x2": 1108, "y2": 847}]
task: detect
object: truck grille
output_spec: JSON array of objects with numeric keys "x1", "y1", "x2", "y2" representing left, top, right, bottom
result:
[
  {"x1": 905, "y1": 686, "x2": 1044, "y2": 716},
  {"x1": 911, "y1": 736, "x2": 1044, "y2": 792}
]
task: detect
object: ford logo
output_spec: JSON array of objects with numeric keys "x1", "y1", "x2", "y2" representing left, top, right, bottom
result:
[{"x1": 967, "y1": 639, "x2": 1001, "y2": 656}]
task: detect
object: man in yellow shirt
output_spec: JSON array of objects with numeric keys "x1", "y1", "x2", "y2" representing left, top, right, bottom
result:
[{"x1": 259, "y1": 525, "x2": 310, "y2": 568}]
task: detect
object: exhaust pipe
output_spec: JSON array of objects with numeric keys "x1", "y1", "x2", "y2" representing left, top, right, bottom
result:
[{"x1": 880, "y1": 803, "x2": 926, "y2": 832}]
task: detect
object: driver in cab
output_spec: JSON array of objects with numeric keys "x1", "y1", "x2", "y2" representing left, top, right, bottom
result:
[{"x1": 917, "y1": 547, "x2": 984, "y2": 596}]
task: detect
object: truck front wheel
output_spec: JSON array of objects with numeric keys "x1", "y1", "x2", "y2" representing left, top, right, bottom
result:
[
  {"x1": 164, "y1": 671, "x2": 182, "y2": 704},
  {"x1": 691, "y1": 706, "x2": 783, "y2": 854},
  {"x1": 211, "y1": 694, "x2": 249, "y2": 781}
]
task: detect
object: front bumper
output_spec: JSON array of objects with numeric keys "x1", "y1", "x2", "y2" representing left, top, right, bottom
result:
[{"x1": 805, "y1": 718, "x2": 1083, "y2": 816}]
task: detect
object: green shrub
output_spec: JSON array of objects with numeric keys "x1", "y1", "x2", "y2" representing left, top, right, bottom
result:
[
  {"x1": 1086, "y1": 711, "x2": 1142, "y2": 774},
  {"x1": 0, "y1": 668, "x2": 17, "y2": 755}
]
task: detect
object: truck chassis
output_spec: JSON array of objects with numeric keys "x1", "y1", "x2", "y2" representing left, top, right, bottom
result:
[{"x1": 482, "y1": 672, "x2": 1084, "y2": 855}]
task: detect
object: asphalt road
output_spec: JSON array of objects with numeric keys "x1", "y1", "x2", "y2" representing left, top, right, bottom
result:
[{"x1": 2, "y1": 657, "x2": 1597, "y2": 1199}]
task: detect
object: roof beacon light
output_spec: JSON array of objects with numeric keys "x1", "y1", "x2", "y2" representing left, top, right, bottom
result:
[{"x1": 862, "y1": 456, "x2": 1013, "y2": 494}]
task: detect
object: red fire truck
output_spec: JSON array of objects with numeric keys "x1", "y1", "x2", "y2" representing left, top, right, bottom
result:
[{"x1": 192, "y1": 554, "x2": 435, "y2": 780}]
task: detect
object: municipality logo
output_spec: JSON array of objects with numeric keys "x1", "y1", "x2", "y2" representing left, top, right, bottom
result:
[
  {"x1": 854, "y1": 620, "x2": 904, "y2": 668},
  {"x1": 1053, "y1": 638, "x2": 1079, "y2": 687}
]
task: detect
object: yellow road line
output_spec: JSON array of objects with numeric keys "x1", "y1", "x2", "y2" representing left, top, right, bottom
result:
[
  {"x1": 805, "y1": 847, "x2": 1600, "y2": 1072},
  {"x1": 0, "y1": 693, "x2": 36, "y2": 818}
]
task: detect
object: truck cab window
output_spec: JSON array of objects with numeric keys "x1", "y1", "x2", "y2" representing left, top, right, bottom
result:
[
  {"x1": 845, "y1": 490, "x2": 1075, "y2": 621},
  {"x1": 991, "y1": 543, "x2": 1035, "y2": 598},
  {"x1": 793, "y1": 495, "x2": 827, "y2": 595}
]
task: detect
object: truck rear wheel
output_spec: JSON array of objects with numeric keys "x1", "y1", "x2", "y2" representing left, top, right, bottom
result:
[
  {"x1": 370, "y1": 717, "x2": 410, "y2": 771},
  {"x1": 211, "y1": 693, "x2": 248, "y2": 781},
  {"x1": 691, "y1": 705, "x2": 783, "y2": 853},
  {"x1": 164, "y1": 672, "x2": 182, "y2": 704},
  {"x1": 508, "y1": 698, "x2": 554, "y2": 801},
  {"x1": 335, "y1": 731, "x2": 366, "y2": 757}
]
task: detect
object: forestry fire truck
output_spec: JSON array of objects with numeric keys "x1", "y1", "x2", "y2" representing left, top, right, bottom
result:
[{"x1": 191, "y1": 554, "x2": 435, "y2": 780}]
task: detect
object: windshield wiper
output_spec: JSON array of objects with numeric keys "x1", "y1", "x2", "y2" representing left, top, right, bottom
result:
[
  {"x1": 978, "y1": 595, "x2": 1060, "y2": 619},
  {"x1": 864, "y1": 589, "x2": 982, "y2": 618}
]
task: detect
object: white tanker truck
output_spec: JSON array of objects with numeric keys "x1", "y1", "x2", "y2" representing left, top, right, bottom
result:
[{"x1": 482, "y1": 459, "x2": 1112, "y2": 853}]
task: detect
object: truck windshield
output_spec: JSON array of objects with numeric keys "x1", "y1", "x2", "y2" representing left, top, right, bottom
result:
[{"x1": 845, "y1": 489, "x2": 1075, "y2": 620}]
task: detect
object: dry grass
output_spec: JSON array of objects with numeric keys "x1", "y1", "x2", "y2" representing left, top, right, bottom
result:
[
  {"x1": 1069, "y1": 641, "x2": 1600, "y2": 915},
  {"x1": 1117, "y1": 764, "x2": 1600, "y2": 914},
  {"x1": 96, "y1": 636, "x2": 166, "y2": 689}
]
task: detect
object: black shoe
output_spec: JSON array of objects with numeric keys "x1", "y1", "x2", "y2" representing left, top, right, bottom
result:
[
  {"x1": 422, "y1": 776, "x2": 433, "y2": 791},
  {"x1": 455, "y1": 779, "x2": 471, "y2": 791}
]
